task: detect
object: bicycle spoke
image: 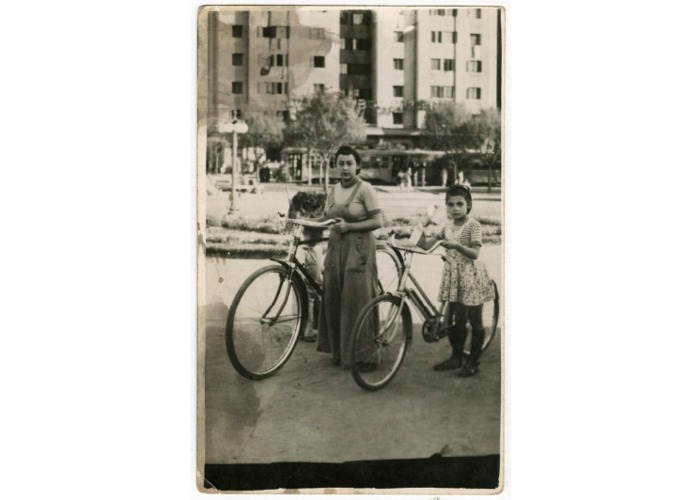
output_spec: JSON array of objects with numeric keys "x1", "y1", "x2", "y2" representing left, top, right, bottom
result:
[
  {"x1": 227, "y1": 266, "x2": 303, "y2": 379},
  {"x1": 352, "y1": 296, "x2": 409, "y2": 390}
]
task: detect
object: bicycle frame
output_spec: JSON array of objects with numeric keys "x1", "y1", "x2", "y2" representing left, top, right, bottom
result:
[
  {"x1": 387, "y1": 244, "x2": 449, "y2": 329},
  {"x1": 262, "y1": 223, "x2": 328, "y2": 325}
]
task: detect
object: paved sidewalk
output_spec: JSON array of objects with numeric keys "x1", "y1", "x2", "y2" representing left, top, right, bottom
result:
[{"x1": 203, "y1": 248, "x2": 503, "y2": 464}]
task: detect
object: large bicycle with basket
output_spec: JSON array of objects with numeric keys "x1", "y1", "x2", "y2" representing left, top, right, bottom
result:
[{"x1": 224, "y1": 216, "x2": 403, "y2": 380}]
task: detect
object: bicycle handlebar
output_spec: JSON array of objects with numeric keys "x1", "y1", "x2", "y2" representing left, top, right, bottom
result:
[
  {"x1": 279, "y1": 215, "x2": 337, "y2": 228},
  {"x1": 387, "y1": 233, "x2": 443, "y2": 255}
]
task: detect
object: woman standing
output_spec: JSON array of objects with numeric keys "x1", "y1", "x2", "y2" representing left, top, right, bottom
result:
[{"x1": 317, "y1": 145, "x2": 383, "y2": 367}]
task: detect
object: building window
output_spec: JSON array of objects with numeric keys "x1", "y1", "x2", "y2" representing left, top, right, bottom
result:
[
  {"x1": 468, "y1": 8, "x2": 482, "y2": 19},
  {"x1": 467, "y1": 87, "x2": 482, "y2": 99},
  {"x1": 232, "y1": 53, "x2": 243, "y2": 66},
  {"x1": 431, "y1": 58, "x2": 441, "y2": 70},
  {"x1": 314, "y1": 84, "x2": 325, "y2": 94},
  {"x1": 347, "y1": 63, "x2": 371, "y2": 75},
  {"x1": 431, "y1": 31, "x2": 442, "y2": 43},
  {"x1": 231, "y1": 109, "x2": 242, "y2": 120},
  {"x1": 340, "y1": 11, "x2": 348, "y2": 24},
  {"x1": 352, "y1": 13, "x2": 364, "y2": 25},
  {"x1": 393, "y1": 86, "x2": 404, "y2": 97},
  {"x1": 467, "y1": 60, "x2": 483, "y2": 72},
  {"x1": 443, "y1": 86, "x2": 454, "y2": 98},
  {"x1": 232, "y1": 82, "x2": 243, "y2": 94},
  {"x1": 393, "y1": 58, "x2": 404, "y2": 70},
  {"x1": 313, "y1": 56, "x2": 325, "y2": 68},
  {"x1": 394, "y1": 31, "x2": 404, "y2": 42},
  {"x1": 276, "y1": 110, "x2": 290, "y2": 121},
  {"x1": 260, "y1": 82, "x2": 288, "y2": 95},
  {"x1": 232, "y1": 25, "x2": 243, "y2": 38},
  {"x1": 443, "y1": 59, "x2": 454, "y2": 71},
  {"x1": 470, "y1": 34, "x2": 482, "y2": 45},
  {"x1": 452, "y1": 31, "x2": 458, "y2": 43},
  {"x1": 452, "y1": 9, "x2": 458, "y2": 16},
  {"x1": 344, "y1": 38, "x2": 371, "y2": 50},
  {"x1": 340, "y1": 63, "x2": 348, "y2": 74},
  {"x1": 392, "y1": 112, "x2": 403, "y2": 125},
  {"x1": 430, "y1": 86, "x2": 443, "y2": 98},
  {"x1": 309, "y1": 28, "x2": 325, "y2": 40},
  {"x1": 262, "y1": 26, "x2": 290, "y2": 38}
]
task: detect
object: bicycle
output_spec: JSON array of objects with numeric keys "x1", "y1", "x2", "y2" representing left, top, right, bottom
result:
[
  {"x1": 225, "y1": 217, "x2": 404, "y2": 380},
  {"x1": 349, "y1": 234, "x2": 500, "y2": 391}
]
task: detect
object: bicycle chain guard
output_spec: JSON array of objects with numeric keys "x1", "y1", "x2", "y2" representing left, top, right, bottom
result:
[
  {"x1": 422, "y1": 318, "x2": 453, "y2": 343},
  {"x1": 422, "y1": 318, "x2": 440, "y2": 342}
]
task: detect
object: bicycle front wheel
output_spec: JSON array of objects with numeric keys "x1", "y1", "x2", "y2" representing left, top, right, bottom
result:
[
  {"x1": 350, "y1": 295, "x2": 412, "y2": 391},
  {"x1": 225, "y1": 265, "x2": 306, "y2": 380},
  {"x1": 464, "y1": 280, "x2": 500, "y2": 356}
]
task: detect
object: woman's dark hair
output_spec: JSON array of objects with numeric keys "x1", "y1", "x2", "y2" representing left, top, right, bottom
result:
[
  {"x1": 334, "y1": 145, "x2": 362, "y2": 173},
  {"x1": 445, "y1": 184, "x2": 473, "y2": 214}
]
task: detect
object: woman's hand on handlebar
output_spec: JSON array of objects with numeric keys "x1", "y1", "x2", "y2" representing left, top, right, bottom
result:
[{"x1": 330, "y1": 217, "x2": 349, "y2": 234}]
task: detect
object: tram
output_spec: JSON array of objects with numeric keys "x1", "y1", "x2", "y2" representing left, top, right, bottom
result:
[
  {"x1": 280, "y1": 148, "x2": 445, "y2": 185},
  {"x1": 280, "y1": 147, "x2": 500, "y2": 187}
]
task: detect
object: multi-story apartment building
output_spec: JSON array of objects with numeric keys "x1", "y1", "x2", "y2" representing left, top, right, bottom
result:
[{"x1": 204, "y1": 7, "x2": 501, "y2": 149}]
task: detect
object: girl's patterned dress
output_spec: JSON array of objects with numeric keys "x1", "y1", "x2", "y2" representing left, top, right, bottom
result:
[{"x1": 438, "y1": 218, "x2": 495, "y2": 306}]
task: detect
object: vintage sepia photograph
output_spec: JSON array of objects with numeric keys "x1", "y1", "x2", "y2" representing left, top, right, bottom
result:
[{"x1": 196, "y1": 5, "x2": 505, "y2": 493}]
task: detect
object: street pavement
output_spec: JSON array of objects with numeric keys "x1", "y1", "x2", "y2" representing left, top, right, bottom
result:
[
  {"x1": 201, "y1": 176, "x2": 504, "y2": 475},
  {"x1": 203, "y1": 244, "x2": 503, "y2": 465}
]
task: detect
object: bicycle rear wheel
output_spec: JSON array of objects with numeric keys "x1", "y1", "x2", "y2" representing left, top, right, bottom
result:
[
  {"x1": 225, "y1": 265, "x2": 306, "y2": 380},
  {"x1": 350, "y1": 295, "x2": 412, "y2": 391},
  {"x1": 376, "y1": 242, "x2": 402, "y2": 293},
  {"x1": 464, "y1": 280, "x2": 500, "y2": 356}
]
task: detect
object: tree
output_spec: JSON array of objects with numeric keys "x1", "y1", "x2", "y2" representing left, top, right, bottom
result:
[
  {"x1": 237, "y1": 112, "x2": 284, "y2": 175},
  {"x1": 423, "y1": 104, "x2": 502, "y2": 192},
  {"x1": 285, "y1": 93, "x2": 366, "y2": 192},
  {"x1": 464, "y1": 109, "x2": 501, "y2": 192},
  {"x1": 423, "y1": 102, "x2": 470, "y2": 181}
]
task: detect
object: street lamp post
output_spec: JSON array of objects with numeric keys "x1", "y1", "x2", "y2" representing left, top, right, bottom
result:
[{"x1": 219, "y1": 120, "x2": 248, "y2": 214}]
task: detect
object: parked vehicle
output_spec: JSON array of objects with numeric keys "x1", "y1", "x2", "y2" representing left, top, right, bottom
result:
[{"x1": 215, "y1": 174, "x2": 264, "y2": 194}]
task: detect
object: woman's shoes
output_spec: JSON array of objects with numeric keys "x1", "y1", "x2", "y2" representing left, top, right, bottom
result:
[
  {"x1": 458, "y1": 361, "x2": 480, "y2": 377},
  {"x1": 433, "y1": 355, "x2": 463, "y2": 371},
  {"x1": 302, "y1": 326, "x2": 317, "y2": 343}
]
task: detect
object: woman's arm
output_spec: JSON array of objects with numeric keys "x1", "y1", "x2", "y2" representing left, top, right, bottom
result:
[{"x1": 331, "y1": 212, "x2": 383, "y2": 234}]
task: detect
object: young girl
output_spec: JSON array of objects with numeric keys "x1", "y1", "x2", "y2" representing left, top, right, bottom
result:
[{"x1": 421, "y1": 185, "x2": 495, "y2": 377}]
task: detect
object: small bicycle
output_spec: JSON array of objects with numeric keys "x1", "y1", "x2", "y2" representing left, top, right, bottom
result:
[
  {"x1": 349, "y1": 234, "x2": 500, "y2": 391},
  {"x1": 225, "y1": 217, "x2": 404, "y2": 380}
]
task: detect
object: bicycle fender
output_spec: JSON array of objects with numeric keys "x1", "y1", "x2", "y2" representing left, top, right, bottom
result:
[{"x1": 269, "y1": 259, "x2": 309, "y2": 312}]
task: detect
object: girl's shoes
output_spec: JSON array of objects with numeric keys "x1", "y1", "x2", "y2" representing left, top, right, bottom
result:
[
  {"x1": 433, "y1": 355, "x2": 463, "y2": 371},
  {"x1": 458, "y1": 361, "x2": 480, "y2": 377}
]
